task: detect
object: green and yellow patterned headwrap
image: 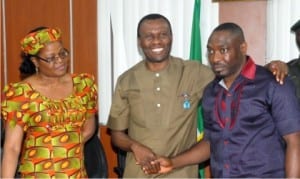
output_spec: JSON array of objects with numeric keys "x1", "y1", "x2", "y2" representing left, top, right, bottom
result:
[{"x1": 20, "y1": 28, "x2": 61, "y2": 55}]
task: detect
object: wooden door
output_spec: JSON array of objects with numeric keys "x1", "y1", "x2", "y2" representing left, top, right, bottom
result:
[
  {"x1": 1, "y1": 0, "x2": 118, "y2": 178},
  {"x1": 1, "y1": 0, "x2": 97, "y2": 86}
]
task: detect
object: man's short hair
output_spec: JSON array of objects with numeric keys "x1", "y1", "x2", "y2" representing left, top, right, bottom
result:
[
  {"x1": 137, "y1": 13, "x2": 172, "y2": 38},
  {"x1": 291, "y1": 19, "x2": 300, "y2": 32}
]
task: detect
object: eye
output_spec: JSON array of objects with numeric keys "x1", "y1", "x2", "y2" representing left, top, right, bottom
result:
[
  {"x1": 58, "y1": 49, "x2": 69, "y2": 58},
  {"x1": 220, "y1": 48, "x2": 228, "y2": 54},
  {"x1": 142, "y1": 34, "x2": 153, "y2": 41},
  {"x1": 159, "y1": 32, "x2": 169, "y2": 39},
  {"x1": 44, "y1": 56, "x2": 56, "y2": 63},
  {"x1": 207, "y1": 49, "x2": 214, "y2": 55}
]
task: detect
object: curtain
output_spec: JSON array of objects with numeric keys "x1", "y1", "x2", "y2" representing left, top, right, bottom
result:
[
  {"x1": 97, "y1": 0, "x2": 219, "y2": 124},
  {"x1": 266, "y1": 0, "x2": 300, "y2": 63}
]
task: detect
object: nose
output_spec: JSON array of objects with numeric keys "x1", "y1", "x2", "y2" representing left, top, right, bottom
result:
[
  {"x1": 152, "y1": 36, "x2": 162, "y2": 45},
  {"x1": 53, "y1": 55, "x2": 64, "y2": 63}
]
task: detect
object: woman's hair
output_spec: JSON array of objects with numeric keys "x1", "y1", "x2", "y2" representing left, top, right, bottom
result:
[{"x1": 19, "y1": 26, "x2": 48, "y2": 79}]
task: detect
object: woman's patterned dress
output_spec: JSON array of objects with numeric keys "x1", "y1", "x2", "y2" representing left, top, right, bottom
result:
[{"x1": 1, "y1": 73, "x2": 98, "y2": 178}]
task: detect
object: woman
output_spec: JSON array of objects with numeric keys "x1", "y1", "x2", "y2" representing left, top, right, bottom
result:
[{"x1": 1, "y1": 27, "x2": 98, "y2": 178}]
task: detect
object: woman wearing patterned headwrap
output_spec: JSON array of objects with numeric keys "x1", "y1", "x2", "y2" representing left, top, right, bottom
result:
[{"x1": 1, "y1": 26, "x2": 98, "y2": 178}]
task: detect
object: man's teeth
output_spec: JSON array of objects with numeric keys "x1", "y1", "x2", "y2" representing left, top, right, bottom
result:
[{"x1": 152, "y1": 48, "x2": 163, "y2": 52}]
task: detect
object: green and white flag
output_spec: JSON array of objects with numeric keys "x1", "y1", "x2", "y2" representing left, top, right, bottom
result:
[{"x1": 189, "y1": 0, "x2": 205, "y2": 178}]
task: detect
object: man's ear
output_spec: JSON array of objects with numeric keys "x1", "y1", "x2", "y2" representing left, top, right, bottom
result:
[
  {"x1": 138, "y1": 38, "x2": 142, "y2": 47},
  {"x1": 137, "y1": 38, "x2": 145, "y2": 56},
  {"x1": 240, "y1": 42, "x2": 247, "y2": 55}
]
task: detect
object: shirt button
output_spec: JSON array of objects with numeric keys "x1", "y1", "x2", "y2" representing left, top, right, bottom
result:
[
  {"x1": 157, "y1": 103, "x2": 161, "y2": 107},
  {"x1": 156, "y1": 87, "x2": 161, "y2": 91},
  {"x1": 225, "y1": 117, "x2": 230, "y2": 123},
  {"x1": 224, "y1": 164, "x2": 230, "y2": 169},
  {"x1": 155, "y1": 73, "x2": 160, "y2": 77}
]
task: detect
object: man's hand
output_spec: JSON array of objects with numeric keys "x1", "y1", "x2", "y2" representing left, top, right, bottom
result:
[
  {"x1": 110, "y1": 130, "x2": 161, "y2": 174},
  {"x1": 265, "y1": 60, "x2": 288, "y2": 85},
  {"x1": 143, "y1": 156, "x2": 174, "y2": 175},
  {"x1": 131, "y1": 143, "x2": 160, "y2": 172}
]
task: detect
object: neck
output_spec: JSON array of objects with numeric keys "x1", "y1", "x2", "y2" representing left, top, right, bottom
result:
[
  {"x1": 223, "y1": 75, "x2": 237, "y2": 89},
  {"x1": 35, "y1": 73, "x2": 68, "y2": 85},
  {"x1": 223, "y1": 59, "x2": 247, "y2": 89},
  {"x1": 146, "y1": 59, "x2": 170, "y2": 72}
]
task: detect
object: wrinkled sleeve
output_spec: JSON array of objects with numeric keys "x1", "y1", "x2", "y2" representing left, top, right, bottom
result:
[
  {"x1": 76, "y1": 73, "x2": 98, "y2": 115},
  {"x1": 107, "y1": 77, "x2": 129, "y2": 131},
  {"x1": 268, "y1": 77, "x2": 300, "y2": 136}
]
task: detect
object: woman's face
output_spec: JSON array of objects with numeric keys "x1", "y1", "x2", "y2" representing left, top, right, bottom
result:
[{"x1": 33, "y1": 41, "x2": 69, "y2": 77}]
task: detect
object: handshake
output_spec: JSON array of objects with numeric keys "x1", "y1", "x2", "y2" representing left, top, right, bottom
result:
[
  {"x1": 131, "y1": 143, "x2": 178, "y2": 175},
  {"x1": 140, "y1": 156, "x2": 174, "y2": 175}
]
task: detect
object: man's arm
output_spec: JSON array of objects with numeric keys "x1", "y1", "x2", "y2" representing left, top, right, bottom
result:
[
  {"x1": 171, "y1": 140, "x2": 210, "y2": 169},
  {"x1": 283, "y1": 131, "x2": 300, "y2": 177}
]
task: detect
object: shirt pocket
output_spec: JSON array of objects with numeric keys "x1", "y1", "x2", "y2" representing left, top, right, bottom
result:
[
  {"x1": 126, "y1": 89, "x2": 145, "y2": 127},
  {"x1": 171, "y1": 92, "x2": 200, "y2": 125}
]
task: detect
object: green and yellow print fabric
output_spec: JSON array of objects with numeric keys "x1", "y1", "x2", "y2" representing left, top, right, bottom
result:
[{"x1": 1, "y1": 73, "x2": 98, "y2": 178}]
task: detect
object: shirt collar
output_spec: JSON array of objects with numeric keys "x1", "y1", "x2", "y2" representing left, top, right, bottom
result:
[
  {"x1": 217, "y1": 56, "x2": 256, "y2": 89},
  {"x1": 240, "y1": 56, "x2": 256, "y2": 80}
]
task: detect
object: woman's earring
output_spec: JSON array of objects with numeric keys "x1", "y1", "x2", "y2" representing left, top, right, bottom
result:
[{"x1": 35, "y1": 66, "x2": 39, "y2": 74}]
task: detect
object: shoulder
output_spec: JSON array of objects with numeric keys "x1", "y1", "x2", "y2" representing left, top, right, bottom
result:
[
  {"x1": 255, "y1": 65, "x2": 297, "y2": 100},
  {"x1": 203, "y1": 77, "x2": 219, "y2": 94},
  {"x1": 287, "y1": 58, "x2": 300, "y2": 67},
  {"x1": 1, "y1": 82, "x2": 32, "y2": 123},
  {"x1": 181, "y1": 59, "x2": 215, "y2": 83},
  {"x1": 256, "y1": 64, "x2": 273, "y2": 75},
  {"x1": 287, "y1": 58, "x2": 300, "y2": 75},
  {"x1": 72, "y1": 73, "x2": 98, "y2": 94},
  {"x1": 116, "y1": 61, "x2": 145, "y2": 82},
  {"x1": 72, "y1": 73, "x2": 96, "y2": 85},
  {"x1": 171, "y1": 56, "x2": 213, "y2": 74},
  {"x1": 172, "y1": 57, "x2": 215, "y2": 90},
  {"x1": 170, "y1": 57, "x2": 215, "y2": 86},
  {"x1": 2, "y1": 82, "x2": 32, "y2": 100},
  {"x1": 73, "y1": 73, "x2": 95, "y2": 80}
]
